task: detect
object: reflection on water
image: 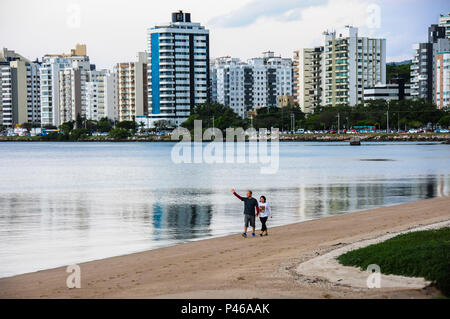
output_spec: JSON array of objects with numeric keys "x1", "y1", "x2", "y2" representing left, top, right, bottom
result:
[
  {"x1": 0, "y1": 177, "x2": 448, "y2": 278},
  {"x1": 0, "y1": 142, "x2": 449, "y2": 277}
]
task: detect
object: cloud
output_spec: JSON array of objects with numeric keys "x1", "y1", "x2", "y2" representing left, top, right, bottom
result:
[
  {"x1": 209, "y1": 0, "x2": 328, "y2": 27},
  {"x1": 210, "y1": 0, "x2": 373, "y2": 60}
]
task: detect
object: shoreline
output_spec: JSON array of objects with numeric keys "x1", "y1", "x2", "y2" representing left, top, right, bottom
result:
[
  {"x1": 1, "y1": 196, "x2": 449, "y2": 299},
  {"x1": 1, "y1": 133, "x2": 449, "y2": 143}
]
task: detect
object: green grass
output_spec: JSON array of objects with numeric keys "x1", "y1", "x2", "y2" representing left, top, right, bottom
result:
[{"x1": 337, "y1": 227, "x2": 450, "y2": 297}]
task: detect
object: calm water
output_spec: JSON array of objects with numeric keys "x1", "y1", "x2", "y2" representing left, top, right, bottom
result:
[{"x1": 0, "y1": 141, "x2": 449, "y2": 278}]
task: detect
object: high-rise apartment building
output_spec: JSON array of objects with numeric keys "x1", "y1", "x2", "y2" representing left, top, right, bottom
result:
[
  {"x1": 58, "y1": 60, "x2": 92, "y2": 123},
  {"x1": 40, "y1": 44, "x2": 90, "y2": 127},
  {"x1": 210, "y1": 52, "x2": 292, "y2": 117},
  {"x1": 410, "y1": 24, "x2": 448, "y2": 102},
  {"x1": 0, "y1": 48, "x2": 41, "y2": 128},
  {"x1": 294, "y1": 47, "x2": 324, "y2": 113},
  {"x1": 147, "y1": 11, "x2": 210, "y2": 126},
  {"x1": 322, "y1": 26, "x2": 386, "y2": 106},
  {"x1": 435, "y1": 51, "x2": 450, "y2": 109},
  {"x1": 292, "y1": 50, "x2": 300, "y2": 106},
  {"x1": 439, "y1": 13, "x2": 450, "y2": 39},
  {"x1": 85, "y1": 70, "x2": 118, "y2": 121},
  {"x1": 210, "y1": 57, "x2": 252, "y2": 117},
  {"x1": 248, "y1": 52, "x2": 293, "y2": 109},
  {"x1": 115, "y1": 52, "x2": 148, "y2": 122}
]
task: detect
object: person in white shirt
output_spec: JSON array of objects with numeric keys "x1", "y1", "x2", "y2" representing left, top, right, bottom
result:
[{"x1": 258, "y1": 196, "x2": 272, "y2": 236}]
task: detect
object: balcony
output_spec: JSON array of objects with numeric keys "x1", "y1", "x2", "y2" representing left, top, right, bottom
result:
[{"x1": 418, "y1": 75, "x2": 428, "y2": 81}]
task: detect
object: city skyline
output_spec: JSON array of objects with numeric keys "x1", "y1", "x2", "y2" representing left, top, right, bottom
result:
[{"x1": 1, "y1": 0, "x2": 449, "y2": 70}]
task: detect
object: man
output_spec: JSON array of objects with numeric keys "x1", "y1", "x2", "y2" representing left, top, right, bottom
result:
[{"x1": 232, "y1": 189, "x2": 259, "y2": 238}]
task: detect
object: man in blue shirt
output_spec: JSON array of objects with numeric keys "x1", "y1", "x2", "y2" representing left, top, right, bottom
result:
[{"x1": 232, "y1": 189, "x2": 259, "y2": 238}]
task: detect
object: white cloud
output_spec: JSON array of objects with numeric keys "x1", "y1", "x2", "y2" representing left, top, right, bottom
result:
[
  {"x1": 212, "y1": 0, "x2": 375, "y2": 59},
  {"x1": 0, "y1": 0, "x2": 412, "y2": 68}
]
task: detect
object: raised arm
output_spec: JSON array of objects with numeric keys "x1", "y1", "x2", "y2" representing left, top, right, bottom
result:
[{"x1": 231, "y1": 189, "x2": 243, "y2": 200}]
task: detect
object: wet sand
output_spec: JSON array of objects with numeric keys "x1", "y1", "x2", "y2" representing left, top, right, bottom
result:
[{"x1": 1, "y1": 196, "x2": 449, "y2": 299}]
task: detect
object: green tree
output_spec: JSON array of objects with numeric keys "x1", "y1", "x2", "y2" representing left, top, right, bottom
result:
[
  {"x1": 59, "y1": 121, "x2": 74, "y2": 135},
  {"x1": 97, "y1": 117, "x2": 113, "y2": 133},
  {"x1": 253, "y1": 105, "x2": 305, "y2": 131},
  {"x1": 438, "y1": 115, "x2": 450, "y2": 128},
  {"x1": 154, "y1": 120, "x2": 171, "y2": 131},
  {"x1": 109, "y1": 127, "x2": 131, "y2": 140},
  {"x1": 85, "y1": 120, "x2": 98, "y2": 132},
  {"x1": 181, "y1": 101, "x2": 245, "y2": 131},
  {"x1": 386, "y1": 62, "x2": 412, "y2": 83},
  {"x1": 69, "y1": 128, "x2": 91, "y2": 141},
  {"x1": 76, "y1": 113, "x2": 84, "y2": 129},
  {"x1": 116, "y1": 120, "x2": 137, "y2": 133}
]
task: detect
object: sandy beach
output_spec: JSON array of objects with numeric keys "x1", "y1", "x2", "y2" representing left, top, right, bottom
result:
[{"x1": 1, "y1": 196, "x2": 449, "y2": 299}]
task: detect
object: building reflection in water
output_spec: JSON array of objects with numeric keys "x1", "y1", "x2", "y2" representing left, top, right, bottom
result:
[
  {"x1": 152, "y1": 203, "x2": 213, "y2": 241},
  {"x1": 0, "y1": 175, "x2": 448, "y2": 277}
]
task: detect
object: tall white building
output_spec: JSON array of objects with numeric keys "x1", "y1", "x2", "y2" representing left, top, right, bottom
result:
[
  {"x1": 40, "y1": 44, "x2": 89, "y2": 127},
  {"x1": 85, "y1": 70, "x2": 118, "y2": 121},
  {"x1": 248, "y1": 52, "x2": 293, "y2": 108},
  {"x1": 146, "y1": 11, "x2": 210, "y2": 126},
  {"x1": 322, "y1": 27, "x2": 386, "y2": 106},
  {"x1": 58, "y1": 60, "x2": 91, "y2": 124},
  {"x1": 115, "y1": 52, "x2": 148, "y2": 122},
  {"x1": 210, "y1": 57, "x2": 248, "y2": 117},
  {"x1": 210, "y1": 52, "x2": 293, "y2": 117},
  {"x1": 0, "y1": 48, "x2": 41, "y2": 127},
  {"x1": 293, "y1": 47, "x2": 324, "y2": 113}
]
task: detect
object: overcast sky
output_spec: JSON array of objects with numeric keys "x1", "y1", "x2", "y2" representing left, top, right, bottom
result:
[{"x1": 1, "y1": 0, "x2": 449, "y2": 69}]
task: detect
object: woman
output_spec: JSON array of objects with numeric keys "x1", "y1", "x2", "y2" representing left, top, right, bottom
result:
[{"x1": 258, "y1": 196, "x2": 272, "y2": 236}]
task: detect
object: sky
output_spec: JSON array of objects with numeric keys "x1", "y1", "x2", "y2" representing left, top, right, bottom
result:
[{"x1": 1, "y1": 0, "x2": 449, "y2": 69}]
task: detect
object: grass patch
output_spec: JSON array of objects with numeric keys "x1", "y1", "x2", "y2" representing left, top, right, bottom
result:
[{"x1": 337, "y1": 227, "x2": 450, "y2": 297}]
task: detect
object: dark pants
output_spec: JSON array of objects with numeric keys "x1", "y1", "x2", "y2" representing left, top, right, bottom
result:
[{"x1": 260, "y1": 217, "x2": 268, "y2": 231}]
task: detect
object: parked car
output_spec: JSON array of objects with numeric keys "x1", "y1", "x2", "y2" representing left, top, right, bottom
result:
[
  {"x1": 436, "y1": 128, "x2": 449, "y2": 133},
  {"x1": 408, "y1": 129, "x2": 419, "y2": 134}
]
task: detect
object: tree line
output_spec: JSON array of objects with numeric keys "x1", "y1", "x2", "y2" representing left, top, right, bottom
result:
[{"x1": 181, "y1": 100, "x2": 450, "y2": 132}]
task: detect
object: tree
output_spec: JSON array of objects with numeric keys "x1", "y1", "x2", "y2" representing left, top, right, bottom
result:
[
  {"x1": 97, "y1": 117, "x2": 113, "y2": 133},
  {"x1": 109, "y1": 128, "x2": 131, "y2": 140},
  {"x1": 85, "y1": 120, "x2": 98, "y2": 132},
  {"x1": 76, "y1": 113, "x2": 84, "y2": 129},
  {"x1": 69, "y1": 128, "x2": 90, "y2": 141},
  {"x1": 438, "y1": 115, "x2": 450, "y2": 128},
  {"x1": 154, "y1": 120, "x2": 170, "y2": 131},
  {"x1": 253, "y1": 105, "x2": 305, "y2": 131},
  {"x1": 116, "y1": 120, "x2": 137, "y2": 132},
  {"x1": 181, "y1": 101, "x2": 245, "y2": 131},
  {"x1": 386, "y1": 62, "x2": 412, "y2": 83},
  {"x1": 59, "y1": 121, "x2": 74, "y2": 135}
]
